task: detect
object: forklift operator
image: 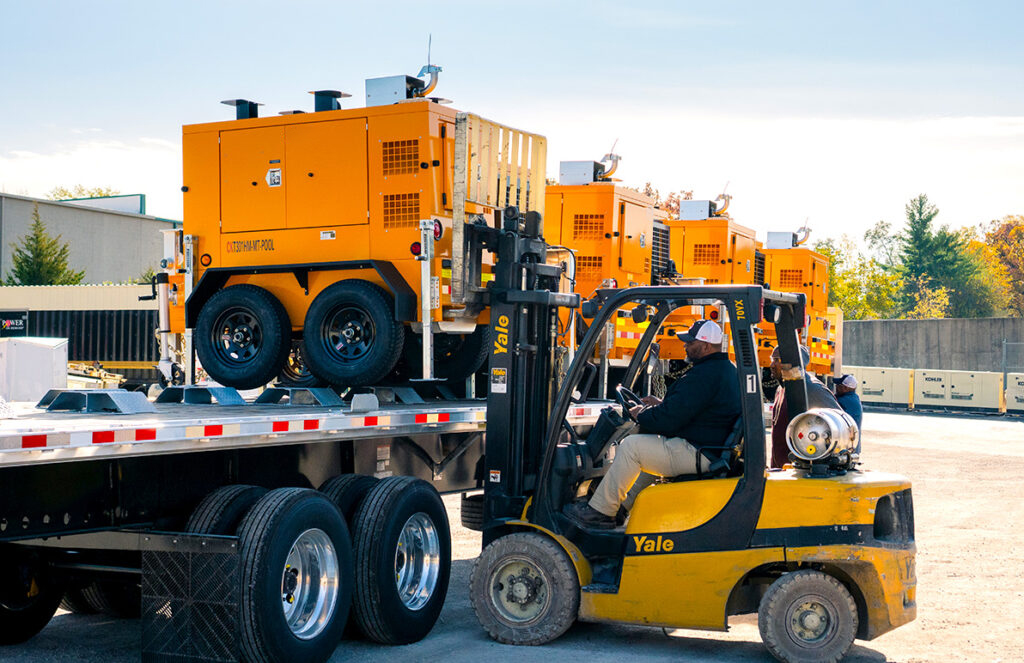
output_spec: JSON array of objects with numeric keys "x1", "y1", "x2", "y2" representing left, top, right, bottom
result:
[{"x1": 564, "y1": 319, "x2": 741, "y2": 529}]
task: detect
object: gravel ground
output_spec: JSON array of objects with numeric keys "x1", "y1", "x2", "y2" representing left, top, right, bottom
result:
[{"x1": 3, "y1": 410, "x2": 1023, "y2": 662}]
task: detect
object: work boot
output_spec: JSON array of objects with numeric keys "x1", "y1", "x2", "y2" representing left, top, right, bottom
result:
[{"x1": 562, "y1": 501, "x2": 616, "y2": 530}]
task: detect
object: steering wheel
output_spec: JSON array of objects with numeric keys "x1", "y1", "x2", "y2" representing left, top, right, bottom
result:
[{"x1": 615, "y1": 384, "x2": 643, "y2": 421}]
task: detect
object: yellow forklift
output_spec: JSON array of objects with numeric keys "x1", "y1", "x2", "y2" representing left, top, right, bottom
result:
[{"x1": 468, "y1": 229, "x2": 916, "y2": 662}]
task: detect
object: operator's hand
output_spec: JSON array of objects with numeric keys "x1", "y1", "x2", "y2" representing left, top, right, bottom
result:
[
  {"x1": 629, "y1": 404, "x2": 645, "y2": 418},
  {"x1": 641, "y1": 396, "x2": 662, "y2": 406}
]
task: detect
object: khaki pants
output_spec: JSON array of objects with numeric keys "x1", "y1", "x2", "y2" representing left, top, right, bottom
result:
[{"x1": 589, "y1": 434, "x2": 700, "y2": 517}]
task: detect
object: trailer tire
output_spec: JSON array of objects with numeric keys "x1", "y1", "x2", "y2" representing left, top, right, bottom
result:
[
  {"x1": 318, "y1": 474, "x2": 379, "y2": 524},
  {"x1": 195, "y1": 284, "x2": 292, "y2": 390},
  {"x1": 302, "y1": 280, "x2": 404, "y2": 388},
  {"x1": 460, "y1": 493, "x2": 485, "y2": 531},
  {"x1": 276, "y1": 341, "x2": 325, "y2": 388},
  {"x1": 0, "y1": 548, "x2": 64, "y2": 644},
  {"x1": 59, "y1": 586, "x2": 98, "y2": 615},
  {"x1": 470, "y1": 532, "x2": 579, "y2": 645},
  {"x1": 758, "y1": 569, "x2": 858, "y2": 663},
  {"x1": 186, "y1": 484, "x2": 269, "y2": 535},
  {"x1": 396, "y1": 325, "x2": 491, "y2": 382},
  {"x1": 351, "y1": 476, "x2": 451, "y2": 644},
  {"x1": 80, "y1": 580, "x2": 141, "y2": 618},
  {"x1": 237, "y1": 488, "x2": 353, "y2": 663}
]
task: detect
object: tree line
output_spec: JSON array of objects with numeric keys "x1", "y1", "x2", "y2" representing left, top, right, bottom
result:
[{"x1": 815, "y1": 194, "x2": 1023, "y2": 320}]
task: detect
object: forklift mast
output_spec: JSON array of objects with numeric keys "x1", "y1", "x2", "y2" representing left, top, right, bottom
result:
[{"x1": 477, "y1": 208, "x2": 580, "y2": 526}]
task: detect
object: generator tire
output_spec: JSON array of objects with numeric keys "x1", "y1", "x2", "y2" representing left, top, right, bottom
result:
[
  {"x1": 276, "y1": 341, "x2": 325, "y2": 388},
  {"x1": 80, "y1": 580, "x2": 141, "y2": 618},
  {"x1": 195, "y1": 284, "x2": 292, "y2": 390},
  {"x1": 302, "y1": 280, "x2": 404, "y2": 388},
  {"x1": 237, "y1": 488, "x2": 353, "y2": 663},
  {"x1": 0, "y1": 548, "x2": 64, "y2": 644},
  {"x1": 398, "y1": 325, "x2": 492, "y2": 382},
  {"x1": 318, "y1": 474, "x2": 379, "y2": 525},
  {"x1": 351, "y1": 476, "x2": 450, "y2": 644},
  {"x1": 758, "y1": 569, "x2": 858, "y2": 663},
  {"x1": 59, "y1": 585, "x2": 98, "y2": 615},
  {"x1": 460, "y1": 493, "x2": 485, "y2": 531},
  {"x1": 186, "y1": 484, "x2": 269, "y2": 535},
  {"x1": 470, "y1": 532, "x2": 579, "y2": 645}
]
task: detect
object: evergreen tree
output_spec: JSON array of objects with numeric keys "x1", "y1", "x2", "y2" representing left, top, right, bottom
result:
[
  {"x1": 898, "y1": 194, "x2": 939, "y2": 284},
  {"x1": 4, "y1": 205, "x2": 85, "y2": 285}
]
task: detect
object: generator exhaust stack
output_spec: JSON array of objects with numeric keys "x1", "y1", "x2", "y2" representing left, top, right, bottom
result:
[
  {"x1": 365, "y1": 63, "x2": 443, "y2": 107},
  {"x1": 221, "y1": 99, "x2": 262, "y2": 120},
  {"x1": 311, "y1": 89, "x2": 351, "y2": 112}
]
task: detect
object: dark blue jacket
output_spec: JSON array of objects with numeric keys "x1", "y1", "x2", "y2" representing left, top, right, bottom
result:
[
  {"x1": 837, "y1": 391, "x2": 863, "y2": 452},
  {"x1": 637, "y1": 352, "x2": 741, "y2": 449}
]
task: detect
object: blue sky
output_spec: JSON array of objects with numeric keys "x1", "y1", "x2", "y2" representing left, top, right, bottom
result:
[{"x1": 1, "y1": 1, "x2": 1021, "y2": 243}]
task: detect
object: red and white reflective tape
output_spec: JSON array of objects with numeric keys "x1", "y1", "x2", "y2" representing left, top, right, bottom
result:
[
  {"x1": 616, "y1": 331, "x2": 643, "y2": 340},
  {"x1": 1, "y1": 403, "x2": 605, "y2": 455}
]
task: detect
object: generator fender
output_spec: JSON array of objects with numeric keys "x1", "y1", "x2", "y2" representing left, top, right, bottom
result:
[{"x1": 185, "y1": 260, "x2": 416, "y2": 328}]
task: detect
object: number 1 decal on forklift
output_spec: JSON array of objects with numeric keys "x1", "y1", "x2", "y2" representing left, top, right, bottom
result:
[{"x1": 747, "y1": 375, "x2": 757, "y2": 393}]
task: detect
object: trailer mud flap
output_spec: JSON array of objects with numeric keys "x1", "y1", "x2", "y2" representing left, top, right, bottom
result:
[{"x1": 141, "y1": 533, "x2": 240, "y2": 663}]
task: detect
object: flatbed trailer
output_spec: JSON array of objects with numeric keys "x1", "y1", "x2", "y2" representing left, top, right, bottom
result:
[{"x1": 0, "y1": 392, "x2": 602, "y2": 661}]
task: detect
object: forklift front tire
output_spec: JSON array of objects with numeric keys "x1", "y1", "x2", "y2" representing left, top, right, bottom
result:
[
  {"x1": 470, "y1": 532, "x2": 580, "y2": 645},
  {"x1": 758, "y1": 569, "x2": 858, "y2": 663}
]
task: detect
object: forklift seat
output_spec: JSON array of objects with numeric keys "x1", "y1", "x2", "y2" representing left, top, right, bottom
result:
[{"x1": 670, "y1": 417, "x2": 745, "y2": 482}]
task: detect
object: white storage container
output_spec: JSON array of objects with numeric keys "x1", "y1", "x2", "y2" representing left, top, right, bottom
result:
[{"x1": 0, "y1": 337, "x2": 68, "y2": 402}]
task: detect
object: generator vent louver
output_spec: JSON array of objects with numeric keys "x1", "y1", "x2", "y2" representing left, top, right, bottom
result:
[
  {"x1": 382, "y1": 193, "x2": 421, "y2": 229},
  {"x1": 779, "y1": 269, "x2": 804, "y2": 289},
  {"x1": 572, "y1": 214, "x2": 604, "y2": 240},
  {"x1": 382, "y1": 140, "x2": 420, "y2": 176},
  {"x1": 651, "y1": 223, "x2": 670, "y2": 276},
  {"x1": 692, "y1": 243, "x2": 721, "y2": 265},
  {"x1": 576, "y1": 256, "x2": 603, "y2": 280},
  {"x1": 754, "y1": 251, "x2": 766, "y2": 285}
]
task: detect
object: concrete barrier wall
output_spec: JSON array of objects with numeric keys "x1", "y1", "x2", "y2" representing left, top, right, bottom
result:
[{"x1": 844, "y1": 318, "x2": 1024, "y2": 373}]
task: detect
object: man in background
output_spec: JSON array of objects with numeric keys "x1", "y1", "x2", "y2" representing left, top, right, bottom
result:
[{"x1": 835, "y1": 373, "x2": 863, "y2": 452}]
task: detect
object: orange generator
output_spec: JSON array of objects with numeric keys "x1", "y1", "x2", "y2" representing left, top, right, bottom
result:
[
  {"x1": 165, "y1": 66, "x2": 547, "y2": 389},
  {"x1": 543, "y1": 156, "x2": 667, "y2": 360}
]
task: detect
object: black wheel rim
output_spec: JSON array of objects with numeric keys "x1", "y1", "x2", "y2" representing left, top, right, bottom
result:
[
  {"x1": 322, "y1": 305, "x2": 375, "y2": 362},
  {"x1": 282, "y1": 343, "x2": 313, "y2": 381},
  {"x1": 211, "y1": 307, "x2": 263, "y2": 365}
]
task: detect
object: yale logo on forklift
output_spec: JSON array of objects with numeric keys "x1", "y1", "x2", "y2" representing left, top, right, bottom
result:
[
  {"x1": 493, "y1": 315, "x2": 510, "y2": 354},
  {"x1": 629, "y1": 534, "x2": 676, "y2": 554}
]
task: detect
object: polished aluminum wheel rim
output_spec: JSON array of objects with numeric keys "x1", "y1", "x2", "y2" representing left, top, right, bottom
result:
[
  {"x1": 281, "y1": 528, "x2": 340, "y2": 639},
  {"x1": 394, "y1": 512, "x2": 440, "y2": 611}
]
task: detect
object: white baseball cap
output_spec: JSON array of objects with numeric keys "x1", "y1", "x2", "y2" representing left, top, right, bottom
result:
[
  {"x1": 840, "y1": 374, "x2": 859, "y2": 389},
  {"x1": 677, "y1": 319, "x2": 723, "y2": 344}
]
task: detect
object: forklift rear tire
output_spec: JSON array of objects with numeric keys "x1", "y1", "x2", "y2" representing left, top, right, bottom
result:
[
  {"x1": 80, "y1": 580, "x2": 141, "y2": 619},
  {"x1": 318, "y1": 474, "x2": 379, "y2": 525},
  {"x1": 186, "y1": 484, "x2": 269, "y2": 535},
  {"x1": 758, "y1": 569, "x2": 858, "y2": 663},
  {"x1": 470, "y1": 532, "x2": 580, "y2": 645},
  {"x1": 237, "y1": 488, "x2": 353, "y2": 663},
  {"x1": 302, "y1": 280, "x2": 404, "y2": 388},
  {"x1": 195, "y1": 284, "x2": 292, "y2": 390},
  {"x1": 351, "y1": 477, "x2": 451, "y2": 644},
  {"x1": 0, "y1": 548, "x2": 65, "y2": 644}
]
